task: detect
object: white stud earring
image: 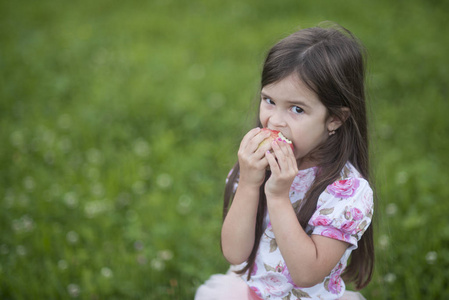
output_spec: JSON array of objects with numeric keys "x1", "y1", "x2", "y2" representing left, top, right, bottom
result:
[{"x1": 328, "y1": 129, "x2": 336, "y2": 136}]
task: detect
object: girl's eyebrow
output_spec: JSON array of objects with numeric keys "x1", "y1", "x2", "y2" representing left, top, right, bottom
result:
[{"x1": 261, "y1": 91, "x2": 310, "y2": 108}]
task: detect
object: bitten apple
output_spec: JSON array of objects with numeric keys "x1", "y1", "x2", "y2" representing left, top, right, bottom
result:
[{"x1": 258, "y1": 128, "x2": 294, "y2": 151}]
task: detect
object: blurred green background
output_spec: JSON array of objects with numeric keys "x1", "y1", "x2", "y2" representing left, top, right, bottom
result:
[{"x1": 1, "y1": 0, "x2": 448, "y2": 299}]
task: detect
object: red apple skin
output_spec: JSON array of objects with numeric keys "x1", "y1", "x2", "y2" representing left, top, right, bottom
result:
[{"x1": 258, "y1": 128, "x2": 294, "y2": 151}]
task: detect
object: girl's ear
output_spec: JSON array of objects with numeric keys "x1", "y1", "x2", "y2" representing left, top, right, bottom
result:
[{"x1": 327, "y1": 107, "x2": 350, "y2": 131}]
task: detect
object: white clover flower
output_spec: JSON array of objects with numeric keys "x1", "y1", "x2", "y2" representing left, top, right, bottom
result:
[
  {"x1": 16, "y1": 245, "x2": 27, "y2": 256},
  {"x1": 425, "y1": 251, "x2": 437, "y2": 264},
  {"x1": 158, "y1": 250, "x2": 173, "y2": 261},
  {"x1": 384, "y1": 273, "x2": 396, "y2": 283},
  {"x1": 10, "y1": 130, "x2": 24, "y2": 147},
  {"x1": 101, "y1": 267, "x2": 113, "y2": 278},
  {"x1": 378, "y1": 235, "x2": 389, "y2": 250},
  {"x1": 177, "y1": 195, "x2": 192, "y2": 214},
  {"x1": 84, "y1": 201, "x2": 109, "y2": 218},
  {"x1": 12, "y1": 215, "x2": 35, "y2": 233},
  {"x1": 157, "y1": 173, "x2": 172, "y2": 189},
  {"x1": 91, "y1": 183, "x2": 105, "y2": 197},
  {"x1": 23, "y1": 176, "x2": 35, "y2": 191},
  {"x1": 151, "y1": 258, "x2": 165, "y2": 271},
  {"x1": 385, "y1": 203, "x2": 398, "y2": 216},
  {"x1": 86, "y1": 148, "x2": 103, "y2": 165},
  {"x1": 132, "y1": 181, "x2": 146, "y2": 195},
  {"x1": 133, "y1": 139, "x2": 151, "y2": 158},
  {"x1": 12, "y1": 219, "x2": 22, "y2": 232},
  {"x1": 23, "y1": 215, "x2": 35, "y2": 231},
  {"x1": 63, "y1": 192, "x2": 78, "y2": 208},
  {"x1": 66, "y1": 231, "x2": 79, "y2": 244},
  {"x1": 395, "y1": 171, "x2": 408, "y2": 185},
  {"x1": 67, "y1": 283, "x2": 80, "y2": 297},
  {"x1": 58, "y1": 137, "x2": 72, "y2": 153},
  {"x1": 58, "y1": 260, "x2": 68, "y2": 270}
]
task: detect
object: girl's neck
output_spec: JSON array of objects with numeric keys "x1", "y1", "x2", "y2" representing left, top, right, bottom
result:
[{"x1": 297, "y1": 159, "x2": 317, "y2": 171}]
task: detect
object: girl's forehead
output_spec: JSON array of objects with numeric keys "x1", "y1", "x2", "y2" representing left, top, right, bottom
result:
[{"x1": 262, "y1": 74, "x2": 320, "y2": 105}]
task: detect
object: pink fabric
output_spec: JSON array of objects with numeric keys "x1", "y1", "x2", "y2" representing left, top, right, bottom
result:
[
  {"x1": 195, "y1": 271, "x2": 366, "y2": 300},
  {"x1": 340, "y1": 290, "x2": 367, "y2": 300},
  {"x1": 195, "y1": 271, "x2": 262, "y2": 300}
]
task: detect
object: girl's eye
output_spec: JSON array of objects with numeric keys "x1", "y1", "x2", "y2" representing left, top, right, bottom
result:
[
  {"x1": 291, "y1": 106, "x2": 304, "y2": 114},
  {"x1": 263, "y1": 97, "x2": 275, "y2": 105}
]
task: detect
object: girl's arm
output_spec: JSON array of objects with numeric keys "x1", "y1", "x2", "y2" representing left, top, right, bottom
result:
[
  {"x1": 221, "y1": 128, "x2": 271, "y2": 265},
  {"x1": 267, "y1": 199, "x2": 348, "y2": 287},
  {"x1": 221, "y1": 181, "x2": 260, "y2": 265},
  {"x1": 265, "y1": 141, "x2": 349, "y2": 287}
]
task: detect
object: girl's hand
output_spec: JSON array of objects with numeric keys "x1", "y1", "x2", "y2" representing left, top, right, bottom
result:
[
  {"x1": 265, "y1": 140, "x2": 298, "y2": 199},
  {"x1": 237, "y1": 128, "x2": 272, "y2": 188}
]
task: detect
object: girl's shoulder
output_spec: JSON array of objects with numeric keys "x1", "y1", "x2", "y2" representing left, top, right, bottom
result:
[
  {"x1": 324, "y1": 163, "x2": 372, "y2": 202},
  {"x1": 316, "y1": 162, "x2": 373, "y2": 216},
  {"x1": 339, "y1": 162, "x2": 363, "y2": 181},
  {"x1": 309, "y1": 163, "x2": 374, "y2": 247}
]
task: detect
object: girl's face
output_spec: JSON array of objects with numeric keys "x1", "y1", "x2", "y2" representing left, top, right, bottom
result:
[{"x1": 259, "y1": 74, "x2": 342, "y2": 170}]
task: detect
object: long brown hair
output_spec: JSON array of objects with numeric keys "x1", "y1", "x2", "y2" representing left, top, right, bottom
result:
[{"x1": 223, "y1": 24, "x2": 374, "y2": 290}]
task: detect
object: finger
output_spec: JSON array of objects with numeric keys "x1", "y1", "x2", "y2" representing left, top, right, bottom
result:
[
  {"x1": 256, "y1": 157, "x2": 269, "y2": 170},
  {"x1": 265, "y1": 150, "x2": 280, "y2": 174},
  {"x1": 277, "y1": 140, "x2": 296, "y2": 163},
  {"x1": 247, "y1": 137, "x2": 274, "y2": 162},
  {"x1": 277, "y1": 138, "x2": 292, "y2": 156},
  {"x1": 248, "y1": 129, "x2": 272, "y2": 153},
  {"x1": 282, "y1": 143, "x2": 298, "y2": 172},
  {"x1": 287, "y1": 146, "x2": 299, "y2": 171},
  {"x1": 271, "y1": 141, "x2": 289, "y2": 170},
  {"x1": 241, "y1": 128, "x2": 272, "y2": 155},
  {"x1": 239, "y1": 127, "x2": 261, "y2": 150}
]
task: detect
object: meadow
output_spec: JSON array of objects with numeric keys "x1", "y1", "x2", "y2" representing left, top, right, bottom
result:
[{"x1": 1, "y1": 0, "x2": 448, "y2": 299}]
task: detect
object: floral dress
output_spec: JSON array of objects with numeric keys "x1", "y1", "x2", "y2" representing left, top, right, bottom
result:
[{"x1": 238, "y1": 163, "x2": 374, "y2": 300}]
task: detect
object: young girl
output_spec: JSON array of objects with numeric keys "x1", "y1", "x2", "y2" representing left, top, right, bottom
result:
[{"x1": 196, "y1": 24, "x2": 374, "y2": 300}]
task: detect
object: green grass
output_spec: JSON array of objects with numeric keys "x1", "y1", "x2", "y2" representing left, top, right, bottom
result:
[{"x1": 1, "y1": 0, "x2": 448, "y2": 299}]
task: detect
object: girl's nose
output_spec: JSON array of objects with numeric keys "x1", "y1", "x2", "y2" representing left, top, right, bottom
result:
[{"x1": 269, "y1": 111, "x2": 287, "y2": 128}]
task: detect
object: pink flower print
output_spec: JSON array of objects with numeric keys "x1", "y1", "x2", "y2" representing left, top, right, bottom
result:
[
  {"x1": 321, "y1": 228, "x2": 344, "y2": 240},
  {"x1": 327, "y1": 269, "x2": 343, "y2": 294},
  {"x1": 327, "y1": 178, "x2": 360, "y2": 199},
  {"x1": 321, "y1": 228, "x2": 351, "y2": 243},
  {"x1": 362, "y1": 190, "x2": 374, "y2": 215},
  {"x1": 260, "y1": 272, "x2": 292, "y2": 297},
  {"x1": 311, "y1": 215, "x2": 332, "y2": 227},
  {"x1": 351, "y1": 207, "x2": 363, "y2": 221},
  {"x1": 291, "y1": 180, "x2": 310, "y2": 195},
  {"x1": 341, "y1": 220, "x2": 357, "y2": 235},
  {"x1": 249, "y1": 286, "x2": 263, "y2": 298},
  {"x1": 290, "y1": 169, "x2": 315, "y2": 194},
  {"x1": 251, "y1": 262, "x2": 258, "y2": 276},
  {"x1": 279, "y1": 264, "x2": 299, "y2": 289}
]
